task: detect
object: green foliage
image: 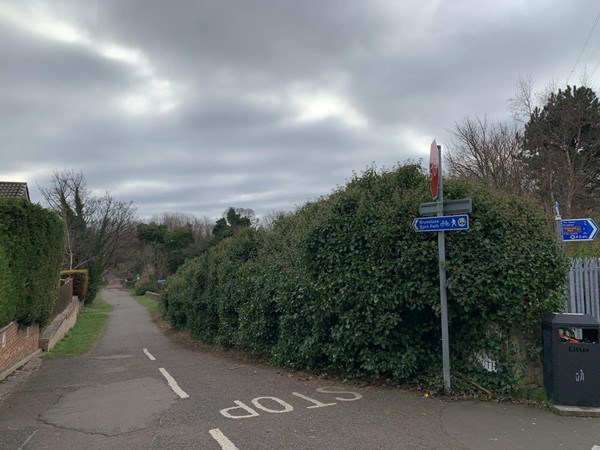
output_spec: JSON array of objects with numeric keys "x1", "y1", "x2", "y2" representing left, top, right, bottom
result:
[
  {"x1": 0, "y1": 246, "x2": 15, "y2": 328},
  {"x1": 138, "y1": 223, "x2": 168, "y2": 245},
  {"x1": 523, "y1": 85, "x2": 600, "y2": 216},
  {"x1": 60, "y1": 270, "x2": 89, "y2": 303},
  {"x1": 135, "y1": 280, "x2": 158, "y2": 296},
  {"x1": 0, "y1": 198, "x2": 65, "y2": 327},
  {"x1": 161, "y1": 164, "x2": 566, "y2": 394},
  {"x1": 212, "y1": 207, "x2": 253, "y2": 243},
  {"x1": 164, "y1": 226, "x2": 196, "y2": 273},
  {"x1": 85, "y1": 262, "x2": 102, "y2": 305},
  {"x1": 212, "y1": 218, "x2": 234, "y2": 241},
  {"x1": 137, "y1": 222, "x2": 199, "y2": 278},
  {"x1": 442, "y1": 180, "x2": 566, "y2": 392}
]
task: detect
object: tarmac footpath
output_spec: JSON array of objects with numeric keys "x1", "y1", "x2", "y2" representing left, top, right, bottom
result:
[{"x1": 0, "y1": 275, "x2": 598, "y2": 449}]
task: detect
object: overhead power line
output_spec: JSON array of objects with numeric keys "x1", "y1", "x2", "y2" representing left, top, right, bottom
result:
[
  {"x1": 567, "y1": 5, "x2": 600, "y2": 84},
  {"x1": 589, "y1": 51, "x2": 600, "y2": 80}
]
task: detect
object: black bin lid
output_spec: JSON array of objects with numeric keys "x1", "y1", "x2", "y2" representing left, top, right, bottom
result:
[{"x1": 542, "y1": 313, "x2": 600, "y2": 328}]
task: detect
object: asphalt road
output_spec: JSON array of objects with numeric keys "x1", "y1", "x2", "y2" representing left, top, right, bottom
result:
[{"x1": 0, "y1": 276, "x2": 599, "y2": 449}]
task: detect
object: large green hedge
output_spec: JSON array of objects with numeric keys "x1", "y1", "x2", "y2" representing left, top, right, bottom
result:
[
  {"x1": 0, "y1": 198, "x2": 65, "y2": 328},
  {"x1": 0, "y1": 245, "x2": 14, "y2": 327},
  {"x1": 161, "y1": 165, "x2": 566, "y2": 393}
]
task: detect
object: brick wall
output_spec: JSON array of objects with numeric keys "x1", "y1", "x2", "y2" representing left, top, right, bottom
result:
[{"x1": 0, "y1": 322, "x2": 40, "y2": 379}]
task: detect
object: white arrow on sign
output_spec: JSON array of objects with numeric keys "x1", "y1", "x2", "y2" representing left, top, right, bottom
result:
[{"x1": 591, "y1": 219, "x2": 599, "y2": 240}]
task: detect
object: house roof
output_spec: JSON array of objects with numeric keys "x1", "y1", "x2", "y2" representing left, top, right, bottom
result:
[{"x1": 0, "y1": 182, "x2": 30, "y2": 201}]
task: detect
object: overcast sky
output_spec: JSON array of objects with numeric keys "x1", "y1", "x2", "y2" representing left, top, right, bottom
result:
[{"x1": 1, "y1": 0, "x2": 598, "y2": 221}]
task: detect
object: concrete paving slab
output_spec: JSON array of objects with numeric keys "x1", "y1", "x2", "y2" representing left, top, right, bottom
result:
[
  {"x1": 40, "y1": 377, "x2": 176, "y2": 436},
  {"x1": 552, "y1": 404, "x2": 600, "y2": 417}
]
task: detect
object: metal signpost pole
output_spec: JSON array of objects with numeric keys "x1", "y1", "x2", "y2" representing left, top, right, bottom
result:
[
  {"x1": 554, "y1": 201, "x2": 564, "y2": 250},
  {"x1": 436, "y1": 144, "x2": 451, "y2": 392}
]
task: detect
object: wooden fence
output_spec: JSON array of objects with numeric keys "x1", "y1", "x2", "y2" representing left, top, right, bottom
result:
[{"x1": 50, "y1": 277, "x2": 74, "y2": 322}]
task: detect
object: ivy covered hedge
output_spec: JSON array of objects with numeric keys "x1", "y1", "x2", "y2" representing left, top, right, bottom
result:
[
  {"x1": 161, "y1": 165, "x2": 566, "y2": 393},
  {"x1": 0, "y1": 198, "x2": 65, "y2": 328}
]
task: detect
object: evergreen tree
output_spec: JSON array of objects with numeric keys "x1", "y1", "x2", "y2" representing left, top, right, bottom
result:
[
  {"x1": 522, "y1": 85, "x2": 600, "y2": 216},
  {"x1": 212, "y1": 207, "x2": 253, "y2": 242}
]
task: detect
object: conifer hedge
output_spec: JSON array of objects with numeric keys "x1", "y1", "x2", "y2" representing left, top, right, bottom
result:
[
  {"x1": 0, "y1": 198, "x2": 65, "y2": 328},
  {"x1": 0, "y1": 246, "x2": 14, "y2": 327},
  {"x1": 161, "y1": 164, "x2": 566, "y2": 392}
]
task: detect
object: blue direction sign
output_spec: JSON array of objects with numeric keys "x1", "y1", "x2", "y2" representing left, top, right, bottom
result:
[
  {"x1": 561, "y1": 218, "x2": 599, "y2": 241},
  {"x1": 413, "y1": 215, "x2": 469, "y2": 232}
]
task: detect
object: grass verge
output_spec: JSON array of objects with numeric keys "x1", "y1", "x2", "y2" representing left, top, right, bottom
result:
[
  {"x1": 130, "y1": 289, "x2": 160, "y2": 316},
  {"x1": 44, "y1": 297, "x2": 113, "y2": 359}
]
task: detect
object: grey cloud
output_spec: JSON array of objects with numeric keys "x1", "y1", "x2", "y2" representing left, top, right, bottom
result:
[
  {"x1": 2, "y1": 0, "x2": 597, "y2": 220},
  {"x1": 94, "y1": 0, "x2": 383, "y2": 77}
]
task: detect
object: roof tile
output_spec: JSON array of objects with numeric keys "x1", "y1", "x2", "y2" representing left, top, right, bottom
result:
[{"x1": 0, "y1": 182, "x2": 30, "y2": 201}]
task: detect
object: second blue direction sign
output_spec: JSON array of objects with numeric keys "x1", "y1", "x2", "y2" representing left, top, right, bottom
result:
[
  {"x1": 413, "y1": 215, "x2": 469, "y2": 232},
  {"x1": 561, "y1": 218, "x2": 599, "y2": 241}
]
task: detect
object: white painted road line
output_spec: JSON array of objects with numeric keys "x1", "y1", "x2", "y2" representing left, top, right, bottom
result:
[
  {"x1": 143, "y1": 348, "x2": 156, "y2": 361},
  {"x1": 209, "y1": 428, "x2": 239, "y2": 450},
  {"x1": 18, "y1": 429, "x2": 38, "y2": 450},
  {"x1": 159, "y1": 368, "x2": 189, "y2": 399}
]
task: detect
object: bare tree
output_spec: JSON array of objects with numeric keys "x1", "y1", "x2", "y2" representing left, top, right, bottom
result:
[
  {"x1": 191, "y1": 216, "x2": 215, "y2": 245},
  {"x1": 149, "y1": 211, "x2": 214, "y2": 247},
  {"x1": 39, "y1": 170, "x2": 138, "y2": 278},
  {"x1": 90, "y1": 192, "x2": 138, "y2": 273},
  {"x1": 450, "y1": 76, "x2": 600, "y2": 217},
  {"x1": 258, "y1": 210, "x2": 290, "y2": 231},
  {"x1": 508, "y1": 74, "x2": 536, "y2": 124},
  {"x1": 39, "y1": 170, "x2": 87, "y2": 269},
  {"x1": 150, "y1": 211, "x2": 193, "y2": 229},
  {"x1": 446, "y1": 116, "x2": 529, "y2": 195},
  {"x1": 509, "y1": 74, "x2": 559, "y2": 124}
]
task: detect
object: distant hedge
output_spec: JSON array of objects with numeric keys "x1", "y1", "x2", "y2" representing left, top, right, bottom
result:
[
  {"x1": 161, "y1": 165, "x2": 566, "y2": 393},
  {"x1": 0, "y1": 198, "x2": 65, "y2": 328},
  {"x1": 134, "y1": 280, "x2": 158, "y2": 296},
  {"x1": 60, "y1": 270, "x2": 89, "y2": 303}
]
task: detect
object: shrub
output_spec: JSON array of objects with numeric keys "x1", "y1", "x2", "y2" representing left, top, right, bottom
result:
[
  {"x1": 161, "y1": 164, "x2": 566, "y2": 394},
  {"x1": 135, "y1": 280, "x2": 158, "y2": 296}
]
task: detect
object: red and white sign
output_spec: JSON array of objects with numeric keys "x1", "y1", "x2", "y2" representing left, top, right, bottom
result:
[{"x1": 429, "y1": 139, "x2": 439, "y2": 200}]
